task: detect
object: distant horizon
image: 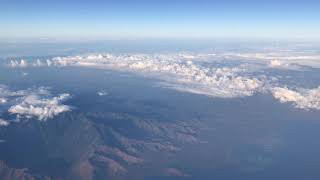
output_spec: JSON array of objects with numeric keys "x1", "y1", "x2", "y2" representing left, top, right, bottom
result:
[{"x1": 1, "y1": 36, "x2": 320, "y2": 44}]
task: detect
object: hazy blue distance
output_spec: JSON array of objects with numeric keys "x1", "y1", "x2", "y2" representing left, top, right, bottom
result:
[{"x1": 1, "y1": 0, "x2": 320, "y2": 41}]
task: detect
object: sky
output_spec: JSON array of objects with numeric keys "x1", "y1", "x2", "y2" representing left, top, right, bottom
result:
[{"x1": 0, "y1": 0, "x2": 320, "y2": 41}]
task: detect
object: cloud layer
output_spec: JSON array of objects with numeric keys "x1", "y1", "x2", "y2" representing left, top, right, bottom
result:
[
  {"x1": 50, "y1": 54, "x2": 264, "y2": 98},
  {"x1": 222, "y1": 51, "x2": 320, "y2": 69},
  {"x1": 4, "y1": 50, "x2": 320, "y2": 111},
  {"x1": 0, "y1": 119, "x2": 9, "y2": 126},
  {"x1": 51, "y1": 53, "x2": 320, "y2": 110}
]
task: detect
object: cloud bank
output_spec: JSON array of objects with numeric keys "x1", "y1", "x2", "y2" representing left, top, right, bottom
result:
[
  {"x1": 50, "y1": 54, "x2": 263, "y2": 98},
  {"x1": 9, "y1": 59, "x2": 53, "y2": 68},
  {"x1": 272, "y1": 87, "x2": 320, "y2": 110},
  {"x1": 222, "y1": 51, "x2": 320, "y2": 69},
  {"x1": 4, "y1": 51, "x2": 320, "y2": 111},
  {"x1": 50, "y1": 53, "x2": 320, "y2": 110}
]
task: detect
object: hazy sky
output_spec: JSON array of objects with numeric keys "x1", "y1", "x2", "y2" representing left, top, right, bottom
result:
[{"x1": 1, "y1": 0, "x2": 320, "y2": 40}]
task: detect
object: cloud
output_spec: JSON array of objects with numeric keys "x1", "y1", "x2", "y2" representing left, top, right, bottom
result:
[
  {"x1": 8, "y1": 93, "x2": 71, "y2": 121},
  {"x1": 97, "y1": 91, "x2": 108, "y2": 96},
  {"x1": 222, "y1": 51, "x2": 320, "y2": 69},
  {"x1": 0, "y1": 98, "x2": 7, "y2": 104},
  {"x1": 269, "y1": 60, "x2": 284, "y2": 67},
  {"x1": 49, "y1": 53, "x2": 320, "y2": 110},
  {"x1": 46, "y1": 59, "x2": 53, "y2": 66},
  {"x1": 7, "y1": 49, "x2": 320, "y2": 69},
  {"x1": 8, "y1": 59, "x2": 54, "y2": 68},
  {"x1": 267, "y1": 59, "x2": 302, "y2": 70},
  {"x1": 272, "y1": 87, "x2": 320, "y2": 110},
  {"x1": 51, "y1": 54, "x2": 263, "y2": 98},
  {"x1": 0, "y1": 85, "x2": 30, "y2": 99},
  {"x1": 9, "y1": 59, "x2": 28, "y2": 68},
  {"x1": 0, "y1": 85, "x2": 50, "y2": 100},
  {"x1": 0, "y1": 119, "x2": 9, "y2": 126},
  {"x1": 0, "y1": 85, "x2": 72, "y2": 121},
  {"x1": 5, "y1": 51, "x2": 320, "y2": 110}
]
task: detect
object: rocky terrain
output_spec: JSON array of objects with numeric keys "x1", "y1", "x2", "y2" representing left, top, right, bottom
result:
[{"x1": 0, "y1": 109, "x2": 200, "y2": 180}]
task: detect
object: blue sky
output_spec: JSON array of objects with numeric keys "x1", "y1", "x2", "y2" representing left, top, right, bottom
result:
[{"x1": 1, "y1": 0, "x2": 320, "y2": 40}]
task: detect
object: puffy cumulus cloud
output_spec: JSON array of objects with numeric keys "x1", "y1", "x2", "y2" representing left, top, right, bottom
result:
[
  {"x1": 0, "y1": 84, "x2": 72, "y2": 121},
  {"x1": 0, "y1": 119, "x2": 9, "y2": 126},
  {"x1": 9, "y1": 59, "x2": 28, "y2": 68},
  {"x1": 158, "y1": 67, "x2": 263, "y2": 98},
  {"x1": 272, "y1": 87, "x2": 320, "y2": 110},
  {"x1": 8, "y1": 59, "x2": 53, "y2": 68},
  {"x1": 51, "y1": 53, "x2": 263, "y2": 98},
  {"x1": 8, "y1": 93, "x2": 71, "y2": 121},
  {"x1": 7, "y1": 50, "x2": 320, "y2": 69},
  {"x1": 32, "y1": 59, "x2": 53, "y2": 67}
]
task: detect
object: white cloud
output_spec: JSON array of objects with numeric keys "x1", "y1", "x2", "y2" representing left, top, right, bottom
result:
[
  {"x1": 0, "y1": 98, "x2": 7, "y2": 104},
  {"x1": 46, "y1": 59, "x2": 53, "y2": 66},
  {"x1": 222, "y1": 51, "x2": 320, "y2": 69},
  {"x1": 272, "y1": 87, "x2": 320, "y2": 110},
  {"x1": 97, "y1": 91, "x2": 108, "y2": 96},
  {"x1": 9, "y1": 59, "x2": 28, "y2": 68},
  {"x1": 50, "y1": 52, "x2": 320, "y2": 110},
  {"x1": 267, "y1": 59, "x2": 302, "y2": 70},
  {"x1": 51, "y1": 53, "x2": 263, "y2": 98},
  {"x1": 8, "y1": 59, "x2": 54, "y2": 68},
  {"x1": 9, "y1": 93, "x2": 71, "y2": 121},
  {"x1": 0, "y1": 85, "x2": 50, "y2": 100},
  {"x1": 8, "y1": 49, "x2": 320, "y2": 69},
  {"x1": 35, "y1": 59, "x2": 43, "y2": 66},
  {"x1": 0, "y1": 84, "x2": 72, "y2": 121},
  {"x1": 0, "y1": 119, "x2": 9, "y2": 126},
  {"x1": 269, "y1": 60, "x2": 283, "y2": 67},
  {"x1": 0, "y1": 85, "x2": 27, "y2": 99},
  {"x1": 5, "y1": 51, "x2": 320, "y2": 111}
]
